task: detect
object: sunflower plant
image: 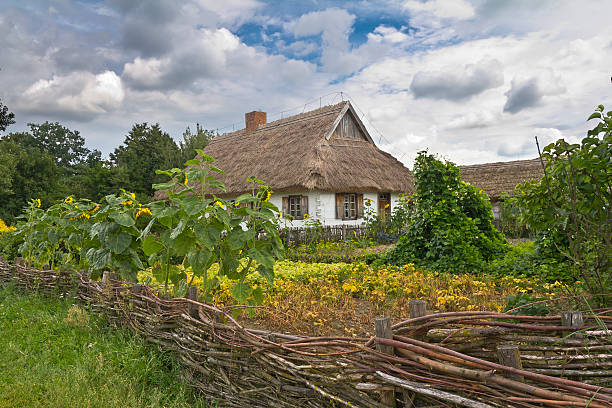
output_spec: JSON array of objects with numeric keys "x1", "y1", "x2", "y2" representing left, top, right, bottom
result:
[
  {"x1": 13, "y1": 192, "x2": 151, "y2": 280},
  {"x1": 81, "y1": 191, "x2": 149, "y2": 281},
  {"x1": 143, "y1": 149, "x2": 283, "y2": 301}
]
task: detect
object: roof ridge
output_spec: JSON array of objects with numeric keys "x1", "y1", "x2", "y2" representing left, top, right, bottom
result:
[
  {"x1": 460, "y1": 158, "x2": 541, "y2": 169},
  {"x1": 211, "y1": 101, "x2": 348, "y2": 143}
]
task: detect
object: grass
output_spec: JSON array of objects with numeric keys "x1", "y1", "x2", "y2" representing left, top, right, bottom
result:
[{"x1": 0, "y1": 284, "x2": 208, "y2": 408}]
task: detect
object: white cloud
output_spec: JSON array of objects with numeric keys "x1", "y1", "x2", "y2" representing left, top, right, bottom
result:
[
  {"x1": 369, "y1": 26, "x2": 410, "y2": 44},
  {"x1": 193, "y1": 0, "x2": 263, "y2": 26},
  {"x1": 504, "y1": 71, "x2": 565, "y2": 114},
  {"x1": 446, "y1": 110, "x2": 498, "y2": 129},
  {"x1": 122, "y1": 28, "x2": 241, "y2": 90},
  {"x1": 404, "y1": 0, "x2": 475, "y2": 19},
  {"x1": 17, "y1": 71, "x2": 124, "y2": 121},
  {"x1": 411, "y1": 58, "x2": 504, "y2": 100},
  {"x1": 286, "y1": 8, "x2": 357, "y2": 74}
]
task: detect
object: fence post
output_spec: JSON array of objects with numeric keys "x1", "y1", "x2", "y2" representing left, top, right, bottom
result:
[
  {"x1": 375, "y1": 316, "x2": 396, "y2": 407},
  {"x1": 561, "y1": 311, "x2": 584, "y2": 339},
  {"x1": 497, "y1": 345, "x2": 523, "y2": 381},
  {"x1": 101, "y1": 271, "x2": 118, "y2": 304},
  {"x1": 561, "y1": 311, "x2": 584, "y2": 327},
  {"x1": 101, "y1": 271, "x2": 117, "y2": 287},
  {"x1": 187, "y1": 286, "x2": 200, "y2": 319},
  {"x1": 409, "y1": 300, "x2": 427, "y2": 319},
  {"x1": 342, "y1": 225, "x2": 347, "y2": 241}
]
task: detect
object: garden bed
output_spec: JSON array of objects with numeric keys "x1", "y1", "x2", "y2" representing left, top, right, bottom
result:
[{"x1": 140, "y1": 260, "x2": 567, "y2": 338}]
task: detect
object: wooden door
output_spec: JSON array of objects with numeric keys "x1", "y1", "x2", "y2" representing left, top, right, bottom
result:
[{"x1": 378, "y1": 193, "x2": 391, "y2": 218}]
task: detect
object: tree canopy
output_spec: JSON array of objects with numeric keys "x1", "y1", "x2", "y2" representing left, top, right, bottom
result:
[
  {"x1": 0, "y1": 99, "x2": 15, "y2": 133},
  {"x1": 515, "y1": 105, "x2": 611, "y2": 297},
  {"x1": 179, "y1": 124, "x2": 215, "y2": 164},
  {"x1": 110, "y1": 123, "x2": 183, "y2": 198}
]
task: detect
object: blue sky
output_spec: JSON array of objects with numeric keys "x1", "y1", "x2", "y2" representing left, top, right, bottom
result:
[{"x1": 1, "y1": 0, "x2": 611, "y2": 166}]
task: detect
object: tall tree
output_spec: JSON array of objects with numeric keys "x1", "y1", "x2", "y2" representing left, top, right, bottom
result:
[
  {"x1": 110, "y1": 123, "x2": 182, "y2": 198},
  {"x1": 4, "y1": 122, "x2": 95, "y2": 167},
  {"x1": 0, "y1": 99, "x2": 15, "y2": 133},
  {"x1": 179, "y1": 124, "x2": 215, "y2": 164},
  {"x1": 0, "y1": 139, "x2": 61, "y2": 222}
]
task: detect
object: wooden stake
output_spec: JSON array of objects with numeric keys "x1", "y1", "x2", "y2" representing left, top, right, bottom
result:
[
  {"x1": 561, "y1": 311, "x2": 584, "y2": 327},
  {"x1": 187, "y1": 286, "x2": 200, "y2": 319},
  {"x1": 497, "y1": 345, "x2": 523, "y2": 382},
  {"x1": 375, "y1": 316, "x2": 396, "y2": 407},
  {"x1": 409, "y1": 300, "x2": 427, "y2": 319},
  {"x1": 562, "y1": 311, "x2": 584, "y2": 339},
  {"x1": 101, "y1": 271, "x2": 117, "y2": 286}
]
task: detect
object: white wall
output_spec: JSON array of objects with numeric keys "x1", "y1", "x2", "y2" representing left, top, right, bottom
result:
[{"x1": 268, "y1": 190, "x2": 403, "y2": 227}]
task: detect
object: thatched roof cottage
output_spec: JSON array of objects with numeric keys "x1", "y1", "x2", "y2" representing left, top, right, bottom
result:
[
  {"x1": 459, "y1": 158, "x2": 544, "y2": 218},
  {"x1": 191, "y1": 101, "x2": 414, "y2": 226}
]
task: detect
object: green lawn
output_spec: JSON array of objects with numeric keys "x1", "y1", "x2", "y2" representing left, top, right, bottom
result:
[{"x1": 0, "y1": 284, "x2": 208, "y2": 408}]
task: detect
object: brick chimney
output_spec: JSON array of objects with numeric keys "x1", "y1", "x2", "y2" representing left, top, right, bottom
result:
[{"x1": 245, "y1": 111, "x2": 266, "y2": 131}]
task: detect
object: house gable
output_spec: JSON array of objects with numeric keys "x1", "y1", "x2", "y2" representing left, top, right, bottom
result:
[{"x1": 325, "y1": 103, "x2": 374, "y2": 143}]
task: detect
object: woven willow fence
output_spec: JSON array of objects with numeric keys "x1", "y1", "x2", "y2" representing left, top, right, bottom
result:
[{"x1": 1, "y1": 259, "x2": 611, "y2": 408}]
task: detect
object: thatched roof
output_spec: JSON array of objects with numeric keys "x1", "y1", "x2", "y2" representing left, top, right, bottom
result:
[
  {"x1": 159, "y1": 102, "x2": 414, "y2": 198},
  {"x1": 459, "y1": 158, "x2": 544, "y2": 201}
]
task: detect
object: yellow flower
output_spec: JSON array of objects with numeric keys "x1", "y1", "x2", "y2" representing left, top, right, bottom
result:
[
  {"x1": 136, "y1": 208, "x2": 152, "y2": 219},
  {"x1": 91, "y1": 205, "x2": 100, "y2": 213},
  {"x1": 384, "y1": 203, "x2": 390, "y2": 208},
  {"x1": 215, "y1": 200, "x2": 224, "y2": 208},
  {"x1": 184, "y1": 174, "x2": 188, "y2": 185},
  {"x1": 263, "y1": 190, "x2": 271, "y2": 202},
  {"x1": 303, "y1": 213, "x2": 309, "y2": 219},
  {"x1": 64, "y1": 196, "x2": 74, "y2": 204},
  {"x1": 129, "y1": 192, "x2": 136, "y2": 199},
  {"x1": 35, "y1": 198, "x2": 41, "y2": 208},
  {"x1": 120, "y1": 200, "x2": 133, "y2": 206}
]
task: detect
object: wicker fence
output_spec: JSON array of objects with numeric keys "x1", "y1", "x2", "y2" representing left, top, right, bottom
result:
[{"x1": 1, "y1": 259, "x2": 611, "y2": 407}]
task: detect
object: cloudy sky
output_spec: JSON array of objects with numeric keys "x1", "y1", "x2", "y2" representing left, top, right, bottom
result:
[{"x1": 1, "y1": 0, "x2": 611, "y2": 166}]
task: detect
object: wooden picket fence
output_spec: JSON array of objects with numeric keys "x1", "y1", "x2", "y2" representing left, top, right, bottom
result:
[
  {"x1": 1, "y1": 259, "x2": 611, "y2": 407},
  {"x1": 279, "y1": 225, "x2": 369, "y2": 244}
]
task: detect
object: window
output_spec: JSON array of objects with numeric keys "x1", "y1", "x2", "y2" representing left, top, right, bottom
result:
[
  {"x1": 282, "y1": 195, "x2": 308, "y2": 220},
  {"x1": 289, "y1": 196, "x2": 301, "y2": 218},
  {"x1": 336, "y1": 193, "x2": 362, "y2": 220},
  {"x1": 344, "y1": 194, "x2": 356, "y2": 219}
]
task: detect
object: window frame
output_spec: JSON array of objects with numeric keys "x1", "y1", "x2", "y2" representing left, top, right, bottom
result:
[
  {"x1": 343, "y1": 193, "x2": 357, "y2": 220},
  {"x1": 288, "y1": 195, "x2": 302, "y2": 219}
]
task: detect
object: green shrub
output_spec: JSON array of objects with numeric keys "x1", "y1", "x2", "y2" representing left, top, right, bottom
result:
[
  {"x1": 383, "y1": 152, "x2": 507, "y2": 273},
  {"x1": 284, "y1": 240, "x2": 385, "y2": 264},
  {"x1": 362, "y1": 194, "x2": 413, "y2": 241},
  {"x1": 504, "y1": 293, "x2": 551, "y2": 316},
  {"x1": 497, "y1": 193, "x2": 533, "y2": 238},
  {"x1": 0, "y1": 231, "x2": 21, "y2": 261},
  {"x1": 486, "y1": 241, "x2": 574, "y2": 283}
]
